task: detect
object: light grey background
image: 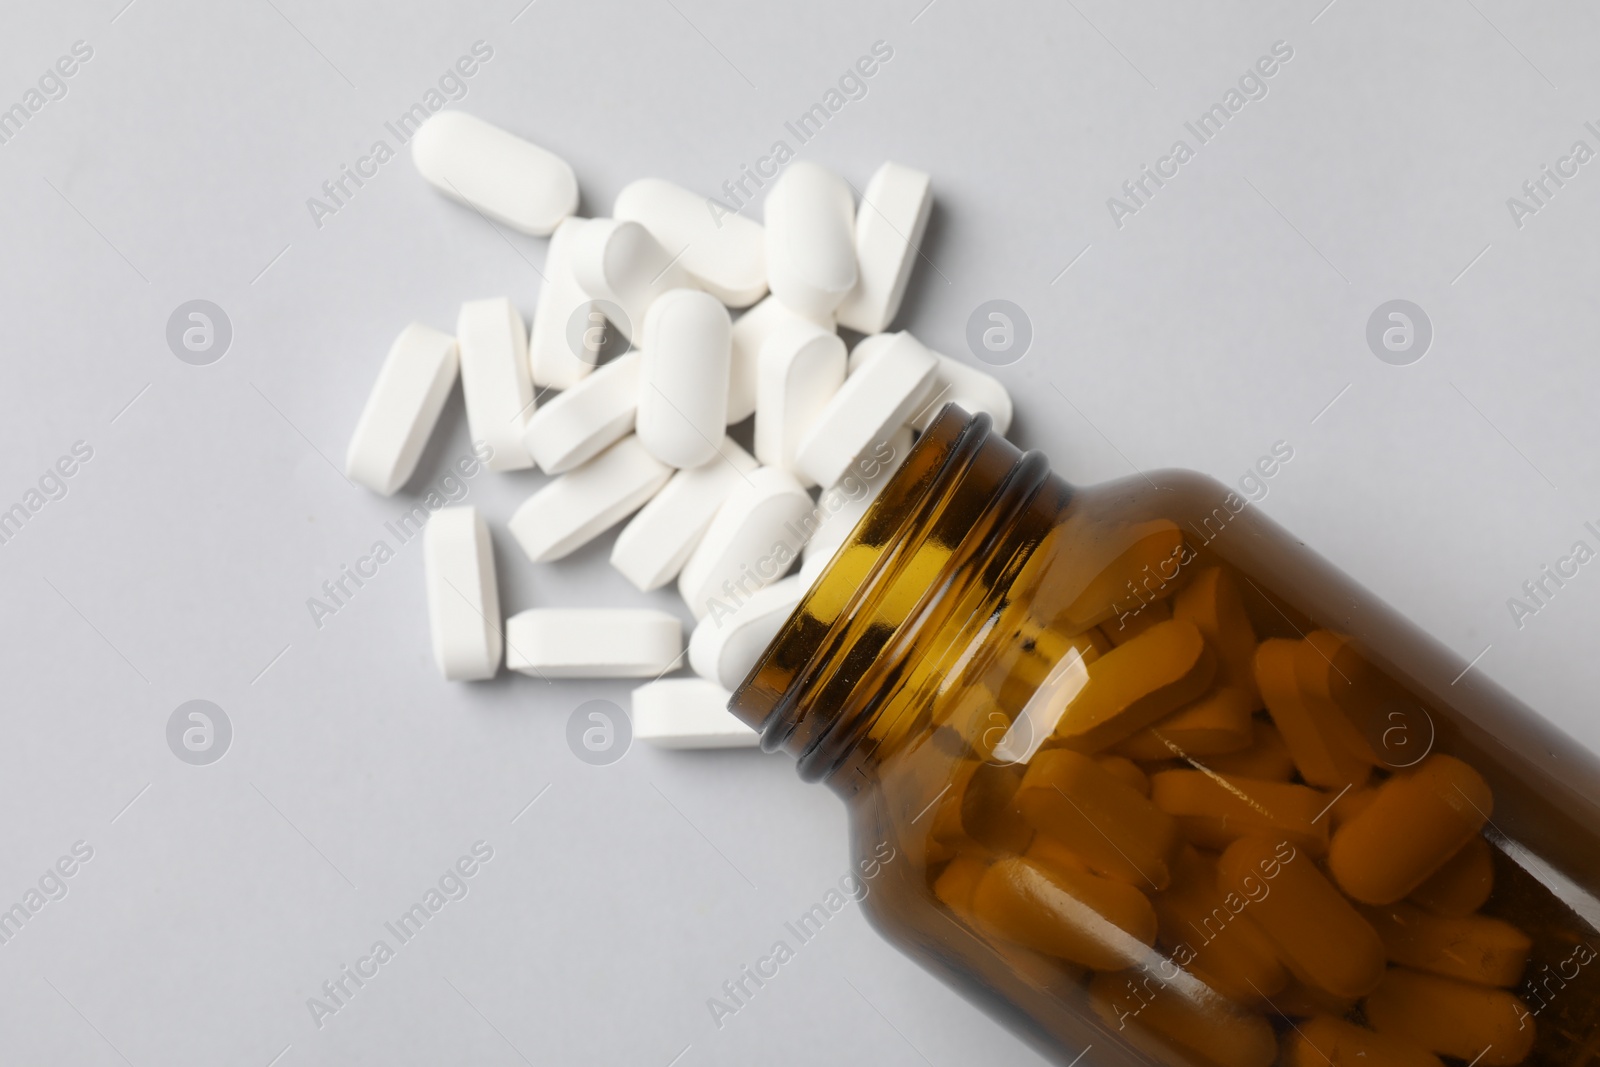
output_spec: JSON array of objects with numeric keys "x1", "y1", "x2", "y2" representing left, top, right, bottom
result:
[{"x1": 2, "y1": 0, "x2": 1597, "y2": 1064}]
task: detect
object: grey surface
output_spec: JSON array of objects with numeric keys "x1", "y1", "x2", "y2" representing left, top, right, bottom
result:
[{"x1": 2, "y1": 0, "x2": 1597, "y2": 1063}]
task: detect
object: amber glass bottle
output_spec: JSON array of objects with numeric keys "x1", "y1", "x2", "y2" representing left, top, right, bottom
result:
[{"x1": 730, "y1": 407, "x2": 1600, "y2": 1067}]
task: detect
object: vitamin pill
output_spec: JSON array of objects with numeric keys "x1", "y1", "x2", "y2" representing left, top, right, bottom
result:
[
  {"x1": 1149, "y1": 770, "x2": 1330, "y2": 856},
  {"x1": 1360, "y1": 901, "x2": 1530, "y2": 987},
  {"x1": 1089, "y1": 971, "x2": 1279, "y2": 1067},
  {"x1": 800, "y1": 425, "x2": 914, "y2": 584},
  {"x1": 834, "y1": 162, "x2": 932, "y2": 334},
  {"x1": 423, "y1": 506, "x2": 502, "y2": 681},
  {"x1": 763, "y1": 161, "x2": 857, "y2": 318},
  {"x1": 1283, "y1": 1016, "x2": 1444, "y2": 1067},
  {"x1": 849, "y1": 332, "x2": 1013, "y2": 435},
  {"x1": 1116, "y1": 687, "x2": 1255, "y2": 761},
  {"x1": 1330, "y1": 785, "x2": 1379, "y2": 829},
  {"x1": 1173, "y1": 567, "x2": 1262, "y2": 706},
  {"x1": 611, "y1": 437, "x2": 758, "y2": 591},
  {"x1": 930, "y1": 761, "x2": 1033, "y2": 854},
  {"x1": 614, "y1": 177, "x2": 767, "y2": 307},
  {"x1": 345, "y1": 323, "x2": 459, "y2": 495},
  {"x1": 631, "y1": 677, "x2": 760, "y2": 749},
  {"x1": 1328, "y1": 754, "x2": 1493, "y2": 905},
  {"x1": 1053, "y1": 520, "x2": 1187, "y2": 634},
  {"x1": 457, "y1": 297, "x2": 536, "y2": 471},
  {"x1": 1153, "y1": 846, "x2": 1288, "y2": 1004},
  {"x1": 504, "y1": 608, "x2": 680, "y2": 678},
  {"x1": 1408, "y1": 835, "x2": 1493, "y2": 917},
  {"x1": 1101, "y1": 598, "x2": 1172, "y2": 647},
  {"x1": 1217, "y1": 836, "x2": 1386, "y2": 1000},
  {"x1": 754, "y1": 322, "x2": 847, "y2": 483},
  {"x1": 527, "y1": 217, "x2": 601, "y2": 389},
  {"x1": 689, "y1": 575, "x2": 805, "y2": 690},
  {"x1": 507, "y1": 436, "x2": 671, "y2": 562},
  {"x1": 1204, "y1": 722, "x2": 1296, "y2": 781},
  {"x1": 970, "y1": 855, "x2": 1157, "y2": 970},
  {"x1": 1255, "y1": 639, "x2": 1371, "y2": 788},
  {"x1": 933, "y1": 853, "x2": 991, "y2": 914},
  {"x1": 637, "y1": 289, "x2": 731, "y2": 468},
  {"x1": 1014, "y1": 749, "x2": 1180, "y2": 888},
  {"x1": 1045, "y1": 620, "x2": 1216, "y2": 753},
  {"x1": 794, "y1": 331, "x2": 936, "y2": 488},
  {"x1": 728, "y1": 296, "x2": 834, "y2": 424},
  {"x1": 411, "y1": 111, "x2": 577, "y2": 236},
  {"x1": 521, "y1": 352, "x2": 641, "y2": 474},
  {"x1": 1364, "y1": 968, "x2": 1535, "y2": 1066},
  {"x1": 569, "y1": 218, "x2": 688, "y2": 343},
  {"x1": 677, "y1": 467, "x2": 813, "y2": 619},
  {"x1": 1095, "y1": 755, "x2": 1151, "y2": 797}
]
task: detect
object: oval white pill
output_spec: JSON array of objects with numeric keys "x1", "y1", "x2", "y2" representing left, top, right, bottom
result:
[
  {"x1": 569, "y1": 218, "x2": 688, "y2": 343},
  {"x1": 763, "y1": 161, "x2": 857, "y2": 318},
  {"x1": 679, "y1": 467, "x2": 813, "y2": 620},
  {"x1": 522, "y1": 352, "x2": 640, "y2": 474},
  {"x1": 346, "y1": 323, "x2": 459, "y2": 495},
  {"x1": 850, "y1": 331, "x2": 1012, "y2": 435},
  {"x1": 457, "y1": 297, "x2": 535, "y2": 471},
  {"x1": 528, "y1": 217, "x2": 601, "y2": 389},
  {"x1": 505, "y1": 609, "x2": 681, "y2": 679},
  {"x1": 728, "y1": 296, "x2": 833, "y2": 424},
  {"x1": 835, "y1": 162, "x2": 933, "y2": 334},
  {"x1": 615, "y1": 178, "x2": 768, "y2": 308},
  {"x1": 632, "y1": 678, "x2": 760, "y2": 749},
  {"x1": 638, "y1": 289, "x2": 731, "y2": 469},
  {"x1": 801, "y1": 424, "x2": 914, "y2": 583},
  {"x1": 611, "y1": 438, "x2": 758, "y2": 592},
  {"x1": 689, "y1": 575, "x2": 805, "y2": 690},
  {"x1": 411, "y1": 111, "x2": 578, "y2": 236},
  {"x1": 754, "y1": 322, "x2": 847, "y2": 484},
  {"x1": 423, "y1": 506, "x2": 502, "y2": 681},
  {"x1": 795, "y1": 331, "x2": 935, "y2": 487},
  {"x1": 507, "y1": 436, "x2": 672, "y2": 562}
]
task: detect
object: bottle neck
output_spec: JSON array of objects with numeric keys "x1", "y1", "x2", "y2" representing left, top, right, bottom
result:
[{"x1": 729, "y1": 407, "x2": 1059, "y2": 793}]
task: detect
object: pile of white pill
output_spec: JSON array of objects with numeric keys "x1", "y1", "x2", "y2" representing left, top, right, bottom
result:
[{"x1": 344, "y1": 110, "x2": 1014, "y2": 749}]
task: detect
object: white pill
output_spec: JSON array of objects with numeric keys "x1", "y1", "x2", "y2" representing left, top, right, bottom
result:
[
  {"x1": 457, "y1": 297, "x2": 535, "y2": 471},
  {"x1": 611, "y1": 438, "x2": 758, "y2": 592},
  {"x1": 850, "y1": 332, "x2": 1013, "y2": 435},
  {"x1": 728, "y1": 296, "x2": 833, "y2": 424},
  {"x1": 528, "y1": 217, "x2": 601, "y2": 390},
  {"x1": 689, "y1": 575, "x2": 805, "y2": 690},
  {"x1": 801, "y1": 424, "x2": 914, "y2": 583},
  {"x1": 679, "y1": 467, "x2": 813, "y2": 620},
  {"x1": 835, "y1": 163, "x2": 933, "y2": 335},
  {"x1": 522, "y1": 352, "x2": 640, "y2": 474},
  {"x1": 423, "y1": 506, "x2": 502, "y2": 681},
  {"x1": 795, "y1": 331, "x2": 935, "y2": 487},
  {"x1": 569, "y1": 218, "x2": 688, "y2": 343},
  {"x1": 508, "y1": 436, "x2": 671, "y2": 562},
  {"x1": 638, "y1": 289, "x2": 731, "y2": 469},
  {"x1": 505, "y1": 609, "x2": 681, "y2": 678},
  {"x1": 754, "y1": 322, "x2": 847, "y2": 484},
  {"x1": 615, "y1": 178, "x2": 767, "y2": 308},
  {"x1": 345, "y1": 323, "x2": 459, "y2": 495},
  {"x1": 632, "y1": 678, "x2": 760, "y2": 749},
  {"x1": 763, "y1": 161, "x2": 857, "y2": 318},
  {"x1": 411, "y1": 111, "x2": 578, "y2": 236}
]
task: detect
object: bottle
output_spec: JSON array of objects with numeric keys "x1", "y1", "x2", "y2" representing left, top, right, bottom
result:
[{"x1": 728, "y1": 406, "x2": 1600, "y2": 1067}]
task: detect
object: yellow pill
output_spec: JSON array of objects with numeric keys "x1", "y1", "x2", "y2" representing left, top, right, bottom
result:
[
  {"x1": 1284, "y1": 1016, "x2": 1444, "y2": 1067},
  {"x1": 1218, "y1": 836, "x2": 1386, "y2": 999},
  {"x1": 1330, "y1": 784, "x2": 1379, "y2": 830},
  {"x1": 1364, "y1": 968, "x2": 1535, "y2": 1066},
  {"x1": 1149, "y1": 770, "x2": 1330, "y2": 856},
  {"x1": 1090, "y1": 969, "x2": 1279, "y2": 1067},
  {"x1": 1296, "y1": 633, "x2": 1380, "y2": 763},
  {"x1": 1023, "y1": 832, "x2": 1092, "y2": 879},
  {"x1": 1046, "y1": 619, "x2": 1216, "y2": 753},
  {"x1": 1102, "y1": 597, "x2": 1172, "y2": 647},
  {"x1": 969, "y1": 855, "x2": 1157, "y2": 970},
  {"x1": 998, "y1": 626, "x2": 1106, "y2": 723},
  {"x1": 1256, "y1": 639, "x2": 1371, "y2": 788},
  {"x1": 1054, "y1": 519, "x2": 1187, "y2": 633},
  {"x1": 1204, "y1": 722, "x2": 1296, "y2": 782},
  {"x1": 1153, "y1": 846, "x2": 1288, "y2": 1004},
  {"x1": 932, "y1": 761, "x2": 1035, "y2": 855},
  {"x1": 1409, "y1": 835, "x2": 1494, "y2": 918},
  {"x1": 1174, "y1": 566, "x2": 1263, "y2": 707},
  {"x1": 1329, "y1": 755, "x2": 1493, "y2": 905},
  {"x1": 933, "y1": 853, "x2": 991, "y2": 915},
  {"x1": 1116, "y1": 687, "x2": 1256, "y2": 761},
  {"x1": 1361, "y1": 901, "x2": 1531, "y2": 988},
  {"x1": 1096, "y1": 754, "x2": 1151, "y2": 796},
  {"x1": 1015, "y1": 749, "x2": 1180, "y2": 888}
]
